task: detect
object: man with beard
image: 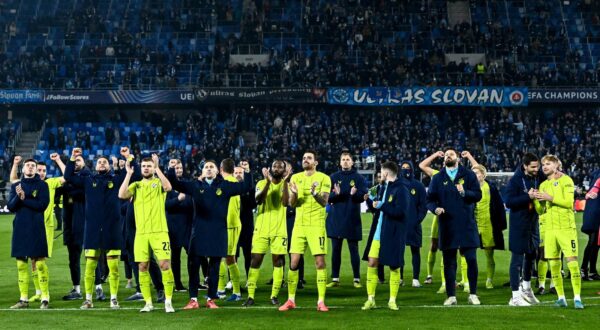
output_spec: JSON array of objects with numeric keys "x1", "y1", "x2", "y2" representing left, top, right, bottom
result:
[
  {"x1": 279, "y1": 150, "x2": 331, "y2": 312},
  {"x1": 426, "y1": 148, "x2": 482, "y2": 306},
  {"x1": 399, "y1": 161, "x2": 427, "y2": 288},
  {"x1": 65, "y1": 147, "x2": 136, "y2": 309},
  {"x1": 8, "y1": 159, "x2": 50, "y2": 309},
  {"x1": 326, "y1": 152, "x2": 367, "y2": 288},
  {"x1": 534, "y1": 155, "x2": 583, "y2": 309},
  {"x1": 168, "y1": 159, "x2": 250, "y2": 309},
  {"x1": 243, "y1": 159, "x2": 291, "y2": 307},
  {"x1": 503, "y1": 153, "x2": 542, "y2": 306},
  {"x1": 119, "y1": 154, "x2": 175, "y2": 313}
]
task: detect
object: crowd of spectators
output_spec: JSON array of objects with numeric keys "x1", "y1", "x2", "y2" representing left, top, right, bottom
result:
[
  {"x1": 30, "y1": 106, "x2": 599, "y2": 191},
  {"x1": 1, "y1": 0, "x2": 600, "y2": 89}
]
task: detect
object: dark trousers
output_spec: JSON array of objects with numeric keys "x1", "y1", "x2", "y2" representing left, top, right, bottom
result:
[
  {"x1": 171, "y1": 244, "x2": 188, "y2": 288},
  {"x1": 330, "y1": 237, "x2": 361, "y2": 279},
  {"x1": 582, "y1": 231, "x2": 599, "y2": 274},
  {"x1": 442, "y1": 248, "x2": 478, "y2": 296},
  {"x1": 510, "y1": 251, "x2": 536, "y2": 291},
  {"x1": 236, "y1": 238, "x2": 252, "y2": 277},
  {"x1": 401, "y1": 246, "x2": 421, "y2": 280},
  {"x1": 189, "y1": 255, "x2": 221, "y2": 299}
]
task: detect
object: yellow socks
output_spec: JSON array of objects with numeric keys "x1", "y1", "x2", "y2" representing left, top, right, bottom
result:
[
  {"x1": 35, "y1": 260, "x2": 49, "y2": 301},
  {"x1": 287, "y1": 269, "x2": 299, "y2": 301},
  {"x1": 218, "y1": 261, "x2": 227, "y2": 292},
  {"x1": 485, "y1": 249, "x2": 495, "y2": 281},
  {"x1": 316, "y1": 268, "x2": 327, "y2": 303},
  {"x1": 567, "y1": 261, "x2": 581, "y2": 297},
  {"x1": 389, "y1": 268, "x2": 400, "y2": 302},
  {"x1": 84, "y1": 258, "x2": 98, "y2": 301},
  {"x1": 228, "y1": 263, "x2": 241, "y2": 295},
  {"x1": 460, "y1": 256, "x2": 468, "y2": 284},
  {"x1": 538, "y1": 259, "x2": 548, "y2": 288},
  {"x1": 427, "y1": 250, "x2": 436, "y2": 277},
  {"x1": 247, "y1": 268, "x2": 260, "y2": 299},
  {"x1": 550, "y1": 259, "x2": 564, "y2": 298},
  {"x1": 162, "y1": 269, "x2": 174, "y2": 302},
  {"x1": 17, "y1": 260, "x2": 29, "y2": 301},
  {"x1": 367, "y1": 266, "x2": 378, "y2": 299},
  {"x1": 107, "y1": 258, "x2": 119, "y2": 299},
  {"x1": 139, "y1": 270, "x2": 152, "y2": 304},
  {"x1": 271, "y1": 266, "x2": 284, "y2": 299}
]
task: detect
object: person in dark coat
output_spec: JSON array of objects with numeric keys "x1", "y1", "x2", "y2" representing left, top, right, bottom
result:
[
  {"x1": 426, "y1": 148, "x2": 482, "y2": 306},
  {"x1": 237, "y1": 159, "x2": 255, "y2": 278},
  {"x1": 64, "y1": 147, "x2": 137, "y2": 309},
  {"x1": 503, "y1": 153, "x2": 542, "y2": 306},
  {"x1": 326, "y1": 152, "x2": 368, "y2": 288},
  {"x1": 362, "y1": 173, "x2": 385, "y2": 283},
  {"x1": 167, "y1": 159, "x2": 250, "y2": 309},
  {"x1": 471, "y1": 164, "x2": 507, "y2": 290},
  {"x1": 581, "y1": 170, "x2": 600, "y2": 280},
  {"x1": 361, "y1": 161, "x2": 409, "y2": 311},
  {"x1": 399, "y1": 161, "x2": 427, "y2": 287},
  {"x1": 60, "y1": 155, "x2": 105, "y2": 301},
  {"x1": 8, "y1": 159, "x2": 50, "y2": 309},
  {"x1": 165, "y1": 159, "x2": 194, "y2": 291}
]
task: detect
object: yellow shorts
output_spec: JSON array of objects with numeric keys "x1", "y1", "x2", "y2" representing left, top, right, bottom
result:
[
  {"x1": 134, "y1": 232, "x2": 171, "y2": 262},
  {"x1": 228, "y1": 226, "x2": 241, "y2": 256},
  {"x1": 289, "y1": 226, "x2": 327, "y2": 256},
  {"x1": 85, "y1": 249, "x2": 121, "y2": 258},
  {"x1": 252, "y1": 235, "x2": 288, "y2": 255},
  {"x1": 479, "y1": 227, "x2": 495, "y2": 249},
  {"x1": 431, "y1": 216, "x2": 439, "y2": 239},
  {"x1": 544, "y1": 228, "x2": 578, "y2": 259},
  {"x1": 368, "y1": 239, "x2": 380, "y2": 259},
  {"x1": 45, "y1": 225, "x2": 54, "y2": 258}
]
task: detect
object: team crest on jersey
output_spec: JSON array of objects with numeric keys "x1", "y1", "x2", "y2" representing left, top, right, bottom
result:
[
  {"x1": 199, "y1": 189, "x2": 205, "y2": 194},
  {"x1": 443, "y1": 181, "x2": 448, "y2": 186},
  {"x1": 411, "y1": 188, "x2": 416, "y2": 195},
  {"x1": 554, "y1": 181, "x2": 559, "y2": 187},
  {"x1": 107, "y1": 181, "x2": 114, "y2": 189},
  {"x1": 458, "y1": 178, "x2": 464, "y2": 185},
  {"x1": 216, "y1": 188, "x2": 223, "y2": 196},
  {"x1": 388, "y1": 195, "x2": 393, "y2": 202},
  {"x1": 350, "y1": 180, "x2": 355, "y2": 187},
  {"x1": 151, "y1": 183, "x2": 157, "y2": 189},
  {"x1": 32, "y1": 190, "x2": 38, "y2": 197},
  {"x1": 92, "y1": 182, "x2": 97, "y2": 188}
]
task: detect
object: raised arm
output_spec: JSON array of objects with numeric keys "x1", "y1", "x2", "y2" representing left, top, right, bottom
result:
[
  {"x1": 10, "y1": 155, "x2": 22, "y2": 183},
  {"x1": 419, "y1": 151, "x2": 443, "y2": 178},
  {"x1": 461, "y1": 151, "x2": 479, "y2": 168},
  {"x1": 167, "y1": 167, "x2": 194, "y2": 194},
  {"x1": 64, "y1": 148, "x2": 85, "y2": 187},
  {"x1": 153, "y1": 154, "x2": 172, "y2": 192},
  {"x1": 118, "y1": 161, "x2": 135, "y2": 200},
  {"x1": 461, "y1": 171, "x2": 482, "y2": 204}
]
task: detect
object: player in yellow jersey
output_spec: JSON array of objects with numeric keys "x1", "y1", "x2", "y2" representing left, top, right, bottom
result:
[
  {"x1": 243, "y1": 160, "x2": 291, "y2": 307},
  {"x1": 10, "y1": 154, "x2": 66, "y2": 304},
  {"x1": 279, "y1": 150, "x2": 331, "y2": 312},
  {"x1": 119, "y1": 154, "x2": 175, "y2": 313},
  {"x1": 217, "y1": 159, "x2": 244, "y2": 301},
  {"x1": 534, "y1": 155, "x2": 583, "y2": 309}
]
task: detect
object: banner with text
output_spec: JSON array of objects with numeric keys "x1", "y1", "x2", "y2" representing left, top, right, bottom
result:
[
  {"x1": 327, "y1": 87, "x2": 528, "y2": 107},
  {"x1": 528, "y1": 89, "x2": 600, "y2": 103},
  {"x1": 194, "y1": 88, "x2": 326, "y2": 103}
]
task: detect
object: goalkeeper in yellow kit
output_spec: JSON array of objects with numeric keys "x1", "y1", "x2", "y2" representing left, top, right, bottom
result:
[{"x1": 534, "y1": 155, "x2": 583, "y2": 309}]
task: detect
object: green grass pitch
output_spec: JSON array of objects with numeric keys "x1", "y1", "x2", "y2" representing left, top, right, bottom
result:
[{"x1": 0, "y1": 213, "x2": 598, "y2": 329}]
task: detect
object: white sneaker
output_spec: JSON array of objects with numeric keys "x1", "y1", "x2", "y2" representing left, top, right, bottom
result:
[
  {"x1": 509, "y1": 296, "x2": 531, "y2": 306},
  {"x1": 443, "y1": 296, "x2": 457, "y2": 306},
  {"x1": 140, "y1": 304, "x2": 155, "y2": 313},
  {"x1": 226, "y1": 281, "x2": 233, "y2": 290},
  {"x1": 110, "y1": 299, "x2": 120, "y2": 309},
  {"x1": 520, "y1": 288, "x2": 540, "y2": 305},
  {"x1": 412, "y1": 279, "x2": 421, "y2": 288},
  {"x1": 165, "y1": 302, "x2": 175, "y2": 313},
  {"x1": 468, "y1": 294, "x2": 480, "y2": 305}
]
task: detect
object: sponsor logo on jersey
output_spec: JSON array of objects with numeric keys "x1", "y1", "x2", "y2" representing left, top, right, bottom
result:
[
  {"x1": 388, "y1": 195, "x2": 393, "y2": 202},
  {"x1": 216, "y1": 188, "x2": 223, "y2": 196},
  {"x1": 108, "y1": 181, "x2": 114, "y2": 189},
  {"x1": 32, "y1": 190, "x2": 38, "y2": 197},
  {"x1": 411, "y1": 188, "x2": 416, "y2": 195},
  {"x1": 350, "y1": 180, "x2": 355, "y2": 187}
]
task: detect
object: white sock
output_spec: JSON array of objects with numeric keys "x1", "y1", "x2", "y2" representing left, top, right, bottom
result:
[
  {"x1": 354, "y1": 278, "x2": 360, "y2": 282},
  {"x1": 74, "y1": 285, "x2": 81, "y2": 293},
  {"x1": 388, "y1": 297, "x2": 395, "y2": 303},
  {"x1": 522, "y1": 281, "x2": 531, "y2": 290},
  {"x1": 512, "y1": 291, "x2": 520, "y2": 299},
  {"x1": 368, "y1": 295, "x2": 375, "y2": 301},
  {"x1": 110, "y1": 294, "x2": 117, "y2": 300},
  {"x1": 165, "y1": 298, "x2": 172, "y2": 304},
  {"x1": 36, "y1": 290, "x2": 42, "y2": 295},
  {"x1": 574, "y1": 295, "x2": 581, "y2": 301},
  {"x1": 86, "y1": 294, "x2": 92, "y2": 300},
  {"x1": 332, "y1": 278, "x2": 339, "y2": 282},
  {"x1": 95, "y1": 284, "x2": 102, "y2": 290},
  {"x1": 191, "y1": 297, "x2": 198, "y2": 302},
  {"x1": 558, "y1": 295, "x2": 566, "y2": 300}
]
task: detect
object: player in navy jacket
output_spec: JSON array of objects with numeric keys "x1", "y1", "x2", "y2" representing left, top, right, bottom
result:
[
  {"x1": 8, "y1": 159, "x2": 50, "y2": 309},
  {"x1": 326, "y1": 152, "x2": 368, "y2": 288},
  {"x1": 399, "y1": 161, "x2": 427, "y2": 287},
  {"x1": 427, "y1": 148, "x2": 482, "y2": 306},
  {"x1": 167, "y1": 159, "x2": 251, "y2": 309}
]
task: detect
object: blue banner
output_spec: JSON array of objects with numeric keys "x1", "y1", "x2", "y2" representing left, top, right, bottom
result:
[
  {"x1": 528, "y1": 89, "x2": 600, "y2": 103},
  {"x1": 0, "y1": 90, "x2": 44, "y2": 104},
  {"x1": 328, "y1": 87, "x2": 528, "y2": 107}
]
